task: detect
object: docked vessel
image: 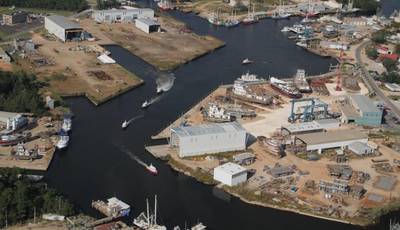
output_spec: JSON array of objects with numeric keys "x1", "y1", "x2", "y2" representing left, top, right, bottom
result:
[
  {"x1": 0, "y1": 132, "x2": 31, "y2": 146},
  {"x1": 61, "y1": 117, "x2": 72, "y2": 132},
  {"x1": 270, "y1": 77, "x2": 302, "y2": 99},
  {"x1": 293, "y1": 69, "x2": 312, "y2": 93},
  {"x1": 133, "y1": 195, "x2": 166, "y2": 230},
  {"x1": 208, "y1": 10, "x2": 224, "y2": 26},
  {"x1": 240, "y1": 71, "x2": 264, "y2": 82},
  {"x1": 242, "y1": 3, "x2": 258, "y2": 25},
  {"x1": 157, "y1": 0, "x2": 173, "y2": 10},
  {"x1": 271, "y1": 0, "x2": 291, "y2": 19},
  {"x1": 56, "y1": 132, "x2": 69, "y2": 149},
  {"x1": 281, "y1": 26, "x2": 290, "y2": 32},
  {"x1": 225, "y1": 9, "x2": 239, "y2": 28},
  {"x1": 146, "y1": 164, "x2": 158, "y2": 175},
  {"x1": 203, "y1": 103, "x2": 232, "y2": 122},
  {"x1": 232, "y1": 79, "x2": 273, "y2": 105}
]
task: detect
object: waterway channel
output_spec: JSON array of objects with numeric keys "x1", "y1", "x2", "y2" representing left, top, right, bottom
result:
[{"x1": 45, "y1": 1, "x2": 400, "y2": 229}]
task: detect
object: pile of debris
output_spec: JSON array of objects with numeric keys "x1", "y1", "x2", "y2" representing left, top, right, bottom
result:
[
  {"x1": 327, "y1": 164, "x2": 353, "y2": 180},
  {"x1": 87, "y1": 70, "x2": 113, "y2": 81}
]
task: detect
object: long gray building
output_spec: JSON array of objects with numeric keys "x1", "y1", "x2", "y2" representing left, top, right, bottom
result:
[
  {"x1": 170, "y1": 122, "x2": 247, "y2": 158},
  {"x1": 339, "y1": 95, "x2": 383, "y2": 126},
  {"x1": 45, "y1": 16, "x2": 83, "y2": 42},
  {"x1": 92, "y1": 9, "x2": 154, "y2": 23}
]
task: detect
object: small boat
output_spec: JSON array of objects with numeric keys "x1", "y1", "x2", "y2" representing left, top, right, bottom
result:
[
  {"x1": 281, "y1": 26, "x2": 290, "y2": 32},
  {"x1": 242, "y1": 2, "x2": 258, "y2": 25},
  {"x1": 122, "y1": 120, "x2": 128, "y2": 129},
  {"x1": 242, "y1": 58, "x2": 253, "y2": 65},
  {"x1": 146, "y1": 164, "x2": 158, "y2": 175},
  {"x1": 142, "y1": 100, "x2": 150, "y2": 109},
  {"x1": 56, "y1": 134, "x2": 69, "y2": 149}
]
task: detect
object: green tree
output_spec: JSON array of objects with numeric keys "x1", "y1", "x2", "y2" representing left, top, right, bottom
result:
[
  {"x1": 382, "y1": 72, "x2": 400, "y2": 84},
  {"x1": 372, "y1": 31, "x2": 387, "y2": 44},
  {"x1": 382, "y1": 59, "x2": 398, "y2": 72},
  {"x1": 0, "y1": 0, "x2": 88, "y2": 11},
  {"x1": 366, "y1": 47, "x2": 378, "y2": 59}
]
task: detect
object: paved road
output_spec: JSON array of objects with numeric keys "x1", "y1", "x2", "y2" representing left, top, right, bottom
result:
[{"x1": 355, "y1": 40, "x2": 400, "y2": 120}]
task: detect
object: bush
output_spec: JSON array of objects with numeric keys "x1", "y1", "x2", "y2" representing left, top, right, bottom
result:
[
  {"x1": 0, "y1": 0, "x2": 88, "y2": 11},
  {"x1": 382, "y1": 72, "x2": 400, "y2": 84},
  {"x1": 382, "y1": 59, "x2": 398, "y2": 72},
  {"x1": 366, "y1": 47, "x2": 378, "y2": 59},
  {"x1": 372, "y1": 31, "x2": 387, "y2": 44}
]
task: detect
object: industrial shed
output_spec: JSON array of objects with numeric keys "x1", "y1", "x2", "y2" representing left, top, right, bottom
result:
[
  {"x1": 213, "y1": 162, "x2": 247, "y2": 186},
  {"x1": 170, "y1": 122, "x2": 247, "y2": 158},
  {"x1": 135, "y1": 18, "x2": 160, "y2": 34},
  {"x1": 348, "y1": 142, "x2": 375, "y2": 156},
  {"x1": 45, "y1": 16, "x2": 83, "y2": 42},
  {"x1": 339, "y1": 95, "x2": 383, "y2": 126},
  {"x1": 294, "y1": 129, "x2": 368, "y2": 154},
  {"x1": 92, "y1": 8, "x2": 154, "y2": 23}
]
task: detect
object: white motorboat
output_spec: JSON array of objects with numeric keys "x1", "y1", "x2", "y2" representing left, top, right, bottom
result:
[
  {"x1": 122, "y1": 120, "x2": 128, "y2": 129},
  {"x1": 61, "y1": 118, "x2": 72, "y2": 132},
  {"x1": 56, "y1": 135, "x2": 69, "y2": 149},
  {"x1": 242, "y1": 58, "x2": 253, "y2": 65},
  {"x1": 142, "y1": 100, "x2": 150, "y2": 109},
  {"x1": 146, "y1": 164, "x2": 158, "y2": 175},
  {"x1": 281, "y1": 26, "x2": 290, "y2": 32}
]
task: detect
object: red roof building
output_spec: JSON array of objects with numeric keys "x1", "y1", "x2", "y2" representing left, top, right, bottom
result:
[{"x1": 378, "y1": 53, "x2": 399, "y2": 62}]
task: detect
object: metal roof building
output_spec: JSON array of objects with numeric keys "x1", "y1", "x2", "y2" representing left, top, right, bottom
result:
[
  {"x1": 135, "y1": 18, "x2": 160, "y2": 33},
  {"x1": 170, "y1": 122, "x2": 247, "y2": 157},
  {"x1": 44, "y1": 16, "x2": 83, "y2": 42},
  {"x1": 294, "y1": 129, "x2": 368, "y2": 154},
  {"x1": 339, "y1": 95, "x2": 383, "y2": 126},
  {"x1": 92, "y1": 8, "x2": 154, "y2": 23},
  {"x1": 213, "y1": 162, "x2": 247, "y2": 186},
  {"x1": 281, "y1": 121, "x2": 323, "y2": 135},
  {"x1": 348, "y1": 142, "x2": 375, "y2": 155}
]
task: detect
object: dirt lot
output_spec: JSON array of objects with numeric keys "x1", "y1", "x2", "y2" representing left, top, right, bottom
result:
[
  {"x1": 27, "y1": 33, "x2": 142, "y2": 105},
  {"x1": 79, "y1": 16, "x2": 224, "y2": 71}
]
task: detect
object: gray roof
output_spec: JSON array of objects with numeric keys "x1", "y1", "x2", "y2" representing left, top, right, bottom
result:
[
  {"x1": 314, "y1": 119, "x2": 340, "y2": 125},
  {"x1": 233, "y1": 152, "x2": 255, "y2": 161},
  {"x1": 172, "y1": 122, "x2": 246, "y2": 137},
  {"x1": 215, "y1": 162, "x2": 247, "y2": 175},
  {"x1": 282, "y1": 121, "x2": 323, "y2": 133},
  {"x1": 348, "y1": 142, "x2": 373, "y2": 153},
  {"x1": 350, "y1": 95, "x2": 380, "y2": 113},
  {"x1": 374, "y1": 176, "x2": 397, "y2": 191},
  {"x1": 94, "y1": 8, "x2": 153, "y2": 14},
  {"x1": 296, "y1": 129, "x2": 367, "y2": 145},
  {"x1": 46, "y1": 15, "x2": 82, "y2": 30},
  {"x1": 136, "y1": 18, "x2": 159, "y2": 26}
]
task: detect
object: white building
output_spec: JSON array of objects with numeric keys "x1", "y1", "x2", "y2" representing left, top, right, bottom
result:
[
  {"x1": 294, "y1": 129, "x2": 368, "y2": 154},
  {"x1": 320, "y1": 40, "x2": 349, "y2": 50},
  {"x1": 170, "y1": 122, "x2": 247, "y2": 158},
  {"x1": 45, "y1": 16, "x2": 83, "y2": 42},
  {"x1": 0, "y1": 111, "x2": 27, "y2": 132},
  {"x1": 135, "y1": 18, "x2": 160, "y2": 34},
  {"x1": 348, "y1": 142, "x2": 375, "y2": 156},
  {"x1": 213, "y1": 162, "x2": 247, "y2": 186},
  {"x1": 385, "y1": 83, "x2": 400, "y2": 92},
  {"x1": 92, "y1": 8, "x2": 154, "y2": 23}
]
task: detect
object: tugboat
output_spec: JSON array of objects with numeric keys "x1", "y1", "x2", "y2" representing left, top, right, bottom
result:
[
  {"x1": 270, "y1": 77, "x2": 302, "y2": 99},
  {"x1": 146, "y1": 164, "x2": 158, "y2": 175}
]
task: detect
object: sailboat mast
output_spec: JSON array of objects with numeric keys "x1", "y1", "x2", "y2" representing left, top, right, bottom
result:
[
  {"x1": 154, "y1": 195, "x2": 158, "y2": 225},
  {"x1": 146, "y1": 198, "x2": 150, "y2": 226}
]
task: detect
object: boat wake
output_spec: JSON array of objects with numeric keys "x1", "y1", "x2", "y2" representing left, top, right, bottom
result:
[
  {"x1": 142, "y1": 95, "x2": 162, "y2": 108},
  {"x1": 116, "y1": 144, "x2": 148, "y2": 168},
  {"x1": 156, "y1": 73, "x2": 175, "y2": 94},
  {"x1": 127, "y1": 113, "x2": 145, "y2": 125}
]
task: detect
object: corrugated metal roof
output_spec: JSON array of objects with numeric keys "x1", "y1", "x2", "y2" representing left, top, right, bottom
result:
[
  {"x1": 348, "y1": 141, "x2": 372, "y2": 153},
  {"x1": 46, "y1": 15, "x2": 81, "y2": 30},
  {"x1": 93, "y1": 8, "x2": 153, "y2": 14},
  {"x1": 136, "y1": 18, "x2": 159, "y2": 26},
  {"x1": 172, "y1": 122, "x2": 246, "y2": 137},
  {"x1": 296, "y1": 129, "x2": 367, "y2": 145},
  {"x1": 214, "y1": 162, "x2": 247, "y2": 175},
  {"x1": 350, "y1": 95, "x2": 380, "y2": 113},
  {"x1": 282, "y1": 121, "x2": 322, "y2": 133}
]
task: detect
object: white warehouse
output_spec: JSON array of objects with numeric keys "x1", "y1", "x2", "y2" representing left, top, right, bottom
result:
[
  {"x1": 135, "y1": 18, "x2": 160, "y2": 33},
  {"x1": 213, "y1": 162, "x2": 247, "y2": 186},
  {"x1": 294, "y1": 129, "x2": 368, "y2": 154},
  {"x1": 92, "y1": 9, "x2": 154, "y2": 23},
  {"x1": 45, "y1": 16, "x2": 83, "y2": 42},
  {"x1": 170, "y1": 122, "x2": 247, "y2": 158}
]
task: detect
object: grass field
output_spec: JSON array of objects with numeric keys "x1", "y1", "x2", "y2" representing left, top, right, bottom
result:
[{"x1": 0, "y1": 7, "x2": 74, "y2": 16}]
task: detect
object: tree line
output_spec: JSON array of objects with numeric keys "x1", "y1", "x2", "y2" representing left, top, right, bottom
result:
[
  {"x1": 0, "y1": 168, "x2": 75, "y2": 228},
  {"x1": 0, "y1": 71, "x2": 45, "y2": 116},
  {"x1": 0, "y1": 0, "x2": 88, "y2": 12}
]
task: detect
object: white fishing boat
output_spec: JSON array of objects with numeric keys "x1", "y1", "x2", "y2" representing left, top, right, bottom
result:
[
  {"x1": 56, "y1": 134, "x2": 69, "y2": 149},
  {"x1": 281, "y1": 26, "x2": 290, "y2": 32},
  {"x1": 146, "y1": 164, "x2": 158, "y2": 175},
  {"x1": 61, "y1": 117, "x2": 72, "y2": 132},
  {"x1": 133, "y1": 195, "x2": 166, "y2": 230},
  {"x1": 122, "y1": 120, "x2": 128, "y2": 129},
  {"x1": 242, "y1": 58, "x2": 253, "y2": 65},
  {"x1": 242, "y1": 2, "x2": 258, "y2": 25},
  {"x1": 271, "y1": 0, "x2": 291, "y2": 19}
]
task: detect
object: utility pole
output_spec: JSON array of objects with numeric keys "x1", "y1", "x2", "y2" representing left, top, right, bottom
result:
[{"x1": 33, "y1": 206, "x2": 36, "y2": 224}]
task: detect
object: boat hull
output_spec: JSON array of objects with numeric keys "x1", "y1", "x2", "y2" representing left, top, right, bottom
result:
[{"x1": 270, "y1": 83, "x2": 302, "y2": 99}]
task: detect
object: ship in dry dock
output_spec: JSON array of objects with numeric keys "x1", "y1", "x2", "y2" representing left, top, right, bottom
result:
[
  {"x1": 231, "y1": 73, "x2": 272, "y2": 105},
  {"x1": 203, "y1": 103, "x2": 233, "y2": 123},
  {"x1": 293, "y1": 69, "x2": 312, "y2": 93},
  {"x1": 270, "y1": 77, "x2": 302, "y2": 99}
]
